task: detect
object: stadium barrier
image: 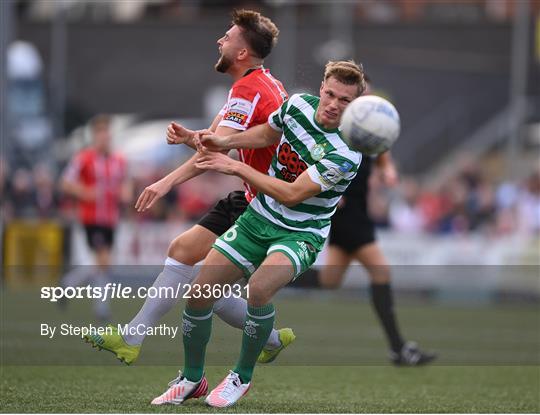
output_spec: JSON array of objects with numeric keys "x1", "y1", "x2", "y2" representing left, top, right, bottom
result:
[{"x1": 65, "y1": 221, "x2": 540, "y2": 298}]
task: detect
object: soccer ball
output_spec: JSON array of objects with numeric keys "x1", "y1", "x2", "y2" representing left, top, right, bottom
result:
[{"x1": 340, "y1": 95, "x2": 400, "y2": 155}]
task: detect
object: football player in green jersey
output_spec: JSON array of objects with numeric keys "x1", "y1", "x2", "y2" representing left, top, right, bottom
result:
[{"x1": 150, "y1": 61, "x2": 366, "y2": 408}]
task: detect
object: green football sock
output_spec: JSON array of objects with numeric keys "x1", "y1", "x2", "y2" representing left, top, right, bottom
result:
[
  {"x1": 234, "y1": 303, "x2": 275, "y2": 383},
  {"x1": 182, "y1": 306, "x2": 213, "y2": 382}
]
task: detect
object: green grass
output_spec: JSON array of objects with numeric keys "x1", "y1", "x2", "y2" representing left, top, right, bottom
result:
[
  {"x1": 1, "y1": 365, "x2": 539, "y2": 413},
  {"x1": 1, "y1": 290, "x2": 539, "y2": 412}
]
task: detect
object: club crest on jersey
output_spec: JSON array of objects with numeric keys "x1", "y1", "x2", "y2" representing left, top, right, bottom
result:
[{"x1": 310, "y1": 144, "x2": 326, "y2": 161}]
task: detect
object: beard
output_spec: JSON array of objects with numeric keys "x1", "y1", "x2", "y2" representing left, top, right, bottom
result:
[{"x1": 215, "y1": 53, "x2": 233, "y2": 73}]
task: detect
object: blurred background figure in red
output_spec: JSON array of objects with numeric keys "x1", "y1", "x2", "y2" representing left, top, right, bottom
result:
[{"x1": 59, "y1": 114, "x2": 132, "y2": 322}]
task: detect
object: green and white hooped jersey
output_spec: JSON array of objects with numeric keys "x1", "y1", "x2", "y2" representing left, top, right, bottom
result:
[{"x1": 249, "y1": 93, "x2": 361, "y2": 241}]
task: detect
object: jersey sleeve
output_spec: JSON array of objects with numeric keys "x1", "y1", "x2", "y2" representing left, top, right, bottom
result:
[
  {"x1": 62, "y1": 152, "x2": 84, "y2": 183},
  {"x1": 117, "y1": 154, "x2": 128, "y2": 180},
  {"x1": 218, "y1": 85, "x2": 261, "y2": 131},
  {"x1": 306, "y1": 152, "x2": 360, "y2": 192},
  {"x1": 267, "y1": 98, "x2": 290, "y2": 131},
  {"x1": 218, "y1": 102, "x2": 228, "y2": 117}
]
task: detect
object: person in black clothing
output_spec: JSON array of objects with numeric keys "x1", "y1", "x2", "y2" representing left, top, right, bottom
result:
[
  {"x1": 321, "y1": 151, "x2": 436, "y2": 365},
  {"x1": 296, "y1": 77, "x2": 436, "y2": 366}
]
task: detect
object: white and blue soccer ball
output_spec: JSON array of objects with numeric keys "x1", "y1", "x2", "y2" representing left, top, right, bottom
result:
[{"x1": 340, "y1": 95, "x2": 400, "y2": 155}]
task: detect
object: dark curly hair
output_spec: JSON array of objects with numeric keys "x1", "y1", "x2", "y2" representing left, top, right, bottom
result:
[{"x1": 232, "y1": 9, "x2": 279, "y2": 59}]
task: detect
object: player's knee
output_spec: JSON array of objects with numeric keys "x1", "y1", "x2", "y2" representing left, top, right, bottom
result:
[
  {"x1": 186, "y1": 296, "x2": 214, "y2": 310},
  {"x1": 318, "y1": 271, "x2": 342, "y2": 289},
  {"x1": 319, "y1": 277, "x2": 340, "y2": 289},
  {"x1": 246, "y1": 284, "x2": 271, "y2": 307},
  {"x1": 367, "y1": 264, "x2": 391, "y2": 284},
  {"x1": 167, "y1": 236, "x2": 199, "y2": 265}
]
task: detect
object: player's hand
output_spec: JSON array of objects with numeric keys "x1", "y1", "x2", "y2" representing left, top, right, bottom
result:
[
  {"x1": 78, "y1": 186, "x2": 97, "y2": 202},
  {"x1": 195, "y1": 152, "x2": 239, "y2": 175},
  {"x1": 134, "y1": 179, "x2": 172, "y2": 212},
  {"x1": 166, "y1": 122, "x2": 195, "y2": 145},
  {"x1": 192, "y1": 129, "x2": 213, "y2": 152},
  {"x1": 195, "y1": 130, "x2": 227, "y2": 152},
  {"x1": 379, "y1": 163, "x2": 398, "y2": 187}
]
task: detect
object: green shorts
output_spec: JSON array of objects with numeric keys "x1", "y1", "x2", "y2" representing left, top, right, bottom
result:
[{"x1": 213, "y1": 208, "x2": 322, "y2": 279}]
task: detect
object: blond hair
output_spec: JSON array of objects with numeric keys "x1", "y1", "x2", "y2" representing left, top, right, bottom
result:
[{"x1": 324, "y1": 60, "x2": 366, "y2": 96}]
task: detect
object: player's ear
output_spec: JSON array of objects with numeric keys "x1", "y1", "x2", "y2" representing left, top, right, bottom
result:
[{"x1": 237, "y1": 48, "x2": 249, "y2": 61}]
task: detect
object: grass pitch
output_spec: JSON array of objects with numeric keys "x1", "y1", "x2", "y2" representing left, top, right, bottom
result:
[
  {"x1": 1, "y1": 290, "x2": 539, "y2": 412},
  {"x1": 2, "y1": 365, "x2": 538, "y2": 413}
]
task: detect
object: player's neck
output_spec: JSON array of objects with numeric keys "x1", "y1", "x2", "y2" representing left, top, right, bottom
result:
[
  {"x1": 229, "y1": 63, "x2": 263, "y2": 82},
  {"x1": 314, "y1": 111, "x2": 339, "y2": 131},
  {"x1": 95, "y1": 147, "x2": 110, "y2": 156}
]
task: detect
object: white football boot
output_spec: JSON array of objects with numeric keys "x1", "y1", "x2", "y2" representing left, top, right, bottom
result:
[
  {"x1": 151, "y1": 371, "x2": 208, "y2": 405},
  {"x1": 205, "y1": 371, "x2": 250, "y2": 408}
]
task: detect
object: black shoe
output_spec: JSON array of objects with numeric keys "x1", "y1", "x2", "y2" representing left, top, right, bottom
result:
[{"x1": 390, "y1": 341, "x2": 437, "y2": 366}]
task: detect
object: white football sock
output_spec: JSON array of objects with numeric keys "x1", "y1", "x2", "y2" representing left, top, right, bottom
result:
[
  {"x1": 123, "y1": 256, "x2": 281, "y2": 349},
  {"x1": 91, "y1": 271, "x2": 111, "y2": 322},
  {"x1": 123, "y1": 257, "x2": 193, "y2": 346},
  {"x1": 61, "y1": 266, "x2": 91, "y2": 288}
]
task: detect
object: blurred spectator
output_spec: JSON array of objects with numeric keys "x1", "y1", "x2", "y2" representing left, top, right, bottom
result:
[
  {"x1": 0, "y1": 157, "x2": 10, "y2": 218},
  {"x1": 33, "y1": 162, "x2": 57, "y2": 218},
  {"x1": 466, "y1": 180, "x2": 496, "y2": 232},
  {"x1": 389, "y1": 177, "x2": 424, "y2": 233},
  {"x1": 8, "y1": 168, "x2": 36, "y2": 219},
  {"x1": 516, "y1": 169, "x2": 540, "y2": 236}
]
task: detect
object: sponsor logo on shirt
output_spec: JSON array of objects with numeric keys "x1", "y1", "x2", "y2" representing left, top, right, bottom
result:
[
  {"x1": 223, "y1": 97, "x2": 253, "y2": 126},
  {"x1": 339, "y1": 161, "x2": 353, "y2": 173},
  {"x1": 286, "y1": 117, "x2": 299, "y2": 130},
  {"x1": 277, "y1": 142, "x2": 308, "y2": 183},
  {"x1": 320, "y1": 167, "x2": 344, "y2": 187},
  {"x1": 223, "y1": 111, "x2": 248, "y2": 125}
]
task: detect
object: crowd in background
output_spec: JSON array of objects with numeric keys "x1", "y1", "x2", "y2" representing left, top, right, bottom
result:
[
  {"x1": 3, "y1": 0, "x2": 538, "y2": 240},
  {"x1": 2, "y1": 151, "x2": 539, "y2": 238},
  {"x1": 369, "y1": 161, "x2": 540, "y2": 237},
  {"x1": 0, "y1": 154, "x2": 241, "y2": 224},
  {"x1": 14, "y1": 0, "x2": 536, "y2": 23}
]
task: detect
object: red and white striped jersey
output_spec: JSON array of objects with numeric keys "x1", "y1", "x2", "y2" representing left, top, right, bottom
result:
[
  {"x1": 218, "y1": 67, "x2": 287, "y2": 202},
  {"x1": 63, "y1": 148, "x2": 127, "y2": 227}
]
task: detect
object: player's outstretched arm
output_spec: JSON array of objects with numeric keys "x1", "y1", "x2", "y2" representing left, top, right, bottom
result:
[
  {"x1": 135, "y1": 153, "x2": 201, "y2": 212},
  {"x1": 195, "y1": 152, "x2": 320, "y2": 207},
  {"x1": 197, "y1": 122, "x2": 281, "y2": 152},
  {"x1": 166, "y1": 122, "x2": 198, "y2": 149},
  {"x1": 375, "y1": 151, "x2": 398, "y2": 187},
  {"x1": 137, "y1": 124, "x2": 243, "y2": 212},
  {"x1": 166, "y1": 113, "x2": 223, "y2": 149}
]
